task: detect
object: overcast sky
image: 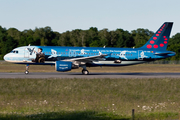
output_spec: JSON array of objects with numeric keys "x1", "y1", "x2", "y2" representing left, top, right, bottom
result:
[{"x1": 0, "y1": 0, "x2": 179, "y2": 36}]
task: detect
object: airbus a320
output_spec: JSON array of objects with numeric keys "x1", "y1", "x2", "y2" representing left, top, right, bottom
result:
[{"x1": 4, "y1": 22, "x2": 176, "y2": 75}]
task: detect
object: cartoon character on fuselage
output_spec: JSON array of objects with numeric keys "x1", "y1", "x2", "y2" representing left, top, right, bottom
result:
[
  {"x1": 3, "y1": 22, "x2": 176, "y2": 75},
  {"x1": 119, "y1": 51, "x2": 128, "y2": 60}
]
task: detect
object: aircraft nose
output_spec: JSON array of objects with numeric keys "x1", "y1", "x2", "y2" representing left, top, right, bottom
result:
[{"x1": 3, "y1": 53, "x2": 9, "y2": 61}]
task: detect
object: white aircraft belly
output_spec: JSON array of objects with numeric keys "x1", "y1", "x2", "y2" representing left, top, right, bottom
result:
[{"x1": 93, "y1": 61, "x2": 147, "y2": 65}]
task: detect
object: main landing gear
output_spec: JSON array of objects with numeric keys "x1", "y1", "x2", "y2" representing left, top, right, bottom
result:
[
  {"x1": 25, "y1": 64, "x2": 29, "y2": 75},
  {"x1": 81, "y1": 65, "x2": 89, "y2": 75},
  {"x1": 82, "y1": 69, "x2": 89, "y2": 75}
]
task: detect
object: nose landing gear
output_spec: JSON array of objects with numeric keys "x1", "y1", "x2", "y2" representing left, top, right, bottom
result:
[{"x1": 25, "y1": 64, "x2": 29, "y2": 75}]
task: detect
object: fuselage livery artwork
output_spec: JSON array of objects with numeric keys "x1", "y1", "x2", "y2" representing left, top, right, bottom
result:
[{"x1": 4, "y1": 22, "x2": 176, "y2": 75}]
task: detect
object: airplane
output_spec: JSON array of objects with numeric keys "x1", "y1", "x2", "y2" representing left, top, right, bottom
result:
[{"x1": 3, "y1": 22, "x2": 176, "y2": 75}]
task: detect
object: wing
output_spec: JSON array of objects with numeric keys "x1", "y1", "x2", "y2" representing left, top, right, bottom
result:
[{"x1": 63, "y1": 54, "x2": 107, "y2": 63}]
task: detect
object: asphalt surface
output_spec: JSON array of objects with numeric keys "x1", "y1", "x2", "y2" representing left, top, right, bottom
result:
[{"x1": 0, "y1": 72, "x2": 180, "y2": 79}]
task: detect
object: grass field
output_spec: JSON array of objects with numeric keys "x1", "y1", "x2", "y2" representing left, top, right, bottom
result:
[
  {"x1": 0, "y1": 78, "x2": 180, "y2": 120},
  {"x1": 1, "y1": 62, "x2": 180, "y2": 119},
  {"x1": 1, "y1": 61, "x2": 180, "y2": 73}
]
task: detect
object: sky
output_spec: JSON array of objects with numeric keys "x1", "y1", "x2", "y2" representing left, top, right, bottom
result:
[{"x1": 0, "y1": 0, "x2": 180, "y2": 37}]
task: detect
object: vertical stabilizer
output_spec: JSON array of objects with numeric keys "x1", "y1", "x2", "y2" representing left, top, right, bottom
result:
[{"x1": 140, "y1": 22, "x2": 173, "y2": 50}]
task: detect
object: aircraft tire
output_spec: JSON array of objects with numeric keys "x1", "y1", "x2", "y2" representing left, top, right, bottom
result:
[
  {"x1": 82, "y1": 69, "x2": 89, "y2": 75},
  {"x1": 25, "y1": 70, "x2": 29, "y2": 75},
  {"x1": 38, "y1": 57, "x2": 45, "y2": 63}
]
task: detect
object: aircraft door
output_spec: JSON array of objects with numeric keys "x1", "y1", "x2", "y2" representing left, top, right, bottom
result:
[
  {"x1": 138, "y1": 50, "x2": 143, "y2": 60},
  {"x1": 73, "y1": 51, "x2": 76, "y2": 57},
  {"x1": 24, "y1": 48, "x2": 29, "y2": 58},
  {"x1": 69, "y1": 51, "x2": 73, "y2": 57}
]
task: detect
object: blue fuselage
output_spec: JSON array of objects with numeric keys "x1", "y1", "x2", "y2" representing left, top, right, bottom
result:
[{"x1": 4, "y1": 46, "x2": 176, "y2": 66}]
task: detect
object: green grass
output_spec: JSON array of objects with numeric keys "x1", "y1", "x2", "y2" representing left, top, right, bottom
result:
[{"x1": 0, "y1": 78, "x2": 180, "y2": 119}]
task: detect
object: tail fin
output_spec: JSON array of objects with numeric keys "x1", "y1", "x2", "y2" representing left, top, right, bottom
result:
[{"x1": 140, "y1": 22, "x2": 173, "y2": 50}]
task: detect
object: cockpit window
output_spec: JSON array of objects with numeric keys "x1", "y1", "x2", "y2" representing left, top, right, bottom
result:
[{"x1": 11, "y1": 50, "x2": 18, "y2": 54}]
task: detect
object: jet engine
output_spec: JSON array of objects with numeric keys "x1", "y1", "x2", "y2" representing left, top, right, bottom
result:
[
  {"x1": 55, "y1": 61, "x2": 72, "y2": 72},
  {"x1": 55, "y1": 61, "x2": 80, "y2": 72}
]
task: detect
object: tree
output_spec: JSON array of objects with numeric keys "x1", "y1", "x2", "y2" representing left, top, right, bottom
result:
[
  {"x1": 58, "y1": 31, "x2": 71, "y2": 46},
  {"x1": 7, "y1": 28, "x2": 21, "y2": 41},
  {"x1": 86, "y1": 27, "x2": 99, "y2": 47},
  {"x1": 168, "y1": 33, "x2": 180, "y2": 47},
  {"x1": 0, "y1": 26, "x2": 7, "y2": 55},
  {"x1": 113, "y1": 29, "x2": 134, "y2": 48},
  {"x1": 131, "y1": 29, "x2": 154, "y2": 48},
  {"x1": 98, "y1": 29, "x2": 111, "y2": 47},
  {"x1": 167, "y1": 33, "x2": 180, "y2": 60},
  {"x1": 1, "y1": 36, "x2": 18, "y2": 57}
]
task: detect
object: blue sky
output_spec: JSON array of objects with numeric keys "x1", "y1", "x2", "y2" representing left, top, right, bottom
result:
[{"x1": 0, "y1": 0, "x2": 179, "y2": 36}]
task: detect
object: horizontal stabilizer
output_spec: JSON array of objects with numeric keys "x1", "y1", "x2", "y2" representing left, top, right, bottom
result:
[{"x1": 154, "y1": 52, "x2": 176, "y2": 55}]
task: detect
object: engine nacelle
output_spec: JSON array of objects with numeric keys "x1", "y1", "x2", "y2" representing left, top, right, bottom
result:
[{"x1": 55, "y1": 61, "x2": 72, "y2": 72}]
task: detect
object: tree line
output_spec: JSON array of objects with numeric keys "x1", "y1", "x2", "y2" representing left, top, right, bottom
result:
[{"x1": 0, "y1": 25, "x2": 180, "y2": 60}]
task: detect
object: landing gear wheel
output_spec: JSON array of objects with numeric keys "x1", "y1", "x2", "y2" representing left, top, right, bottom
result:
[
  {"x1": 25, "y1": 70, "x2": 29, "y2": 75},
  {"x1": 25, "y1": 64, "x2": 29, "y2": 75},
  {"x1": 82, "y1": 69, "x2": 89, "y2": 75}
]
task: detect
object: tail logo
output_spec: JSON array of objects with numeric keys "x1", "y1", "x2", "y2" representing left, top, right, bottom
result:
[{"x1": 146, "y1": 23, "x2": 168, "y2": 49}]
